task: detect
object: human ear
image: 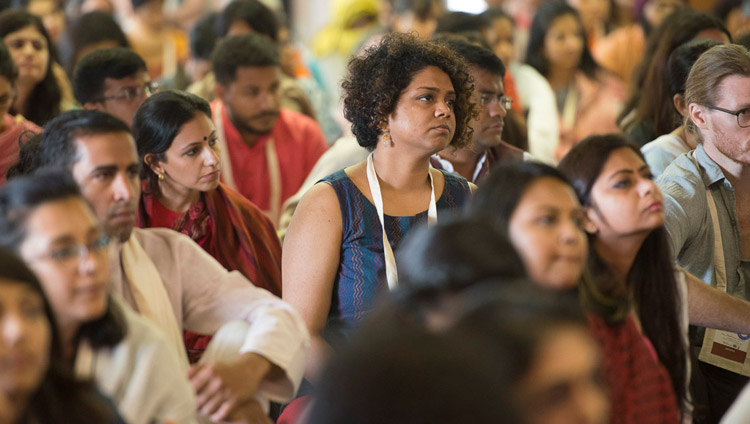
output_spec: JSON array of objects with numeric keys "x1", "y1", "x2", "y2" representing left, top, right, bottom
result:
[
  {"x1": 689, "y1": 103, "x2": 709, "y2": 130},
  {"x1": 583, "y1": 207, "x2": 599, "y2": 235},
  {"x1": 144, "y1": 153, "x2": 164, "y2": 176},
  {"x1": 673, "y1": 94, "x2": 687, "y2": 117},
  {"x1": 214, "y1": 83, "x2": 227, "y2": 103}
]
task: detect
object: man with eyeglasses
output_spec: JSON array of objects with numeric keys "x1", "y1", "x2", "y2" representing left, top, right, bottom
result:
[
  {"x1": 430, "y1": 38, "x2": 529, "y2": 183},
  {"x1": 73, "y1": 47, "x2": 156, "y2": 127},
  {"x1": 657, "y1": 44, "x2": 750, "y2": 422}
]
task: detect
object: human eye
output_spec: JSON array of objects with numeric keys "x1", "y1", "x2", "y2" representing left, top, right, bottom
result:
[
  {"x1": 612, "y1": 178, "x2": 632, "y2": 189},
  {"x1": 417, "y1": 93, "x2": 434, "y2": 102},
  {"x1": 92, "y1": 169, "x2": 115, "y2": 181},
  {"x1": 185, "y1": 147, "x2": 200, "y2": 157},
  {"x1": 7, "y1": 39, "x2": 24, "y2": 50},
  {"x1": 445, "y1": 97, "x2": 456, "y2": 108},
  {"x1": 49, "y1": 244, "x2": 78, "y2": 261},
  {"x1": 20, "y1": 297, "x2": 45, "y2": 318},
  {"x1": 31, "y1": 40, "x2": 45, "y2": 51},
  {"x1": 738, "y1": 108, "x2": 750, "y2": 116},
  {"x1": 535, "y1": 213, "x2": 557, "y2": 226},
  {"x1": 208, "y1": 137, "x2": 218, "y2": 148}
]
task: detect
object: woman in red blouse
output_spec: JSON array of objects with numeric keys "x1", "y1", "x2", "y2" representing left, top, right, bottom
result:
[{"x1": 132, "y1": 90, "x2": 282, "y2": 362}]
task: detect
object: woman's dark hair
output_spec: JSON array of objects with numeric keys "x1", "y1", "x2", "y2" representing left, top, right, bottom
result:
[
  {"x1": 667, "y1": 39, "x2": 721, "y2": 98},
  {"x1": 618, "y1": 8, "x2": 730, "y2": 145},
  {"x1": 480, "y1": 7, "x2": 514, "y2": 26},
  {"x1": 468, "y1": 161, "x2": 573, "y2": 232},
  {"x1": 132, "y1": 90, "x2": 212, "y2": 194},
  {"x1": 0, "y1": 248, "x2": 123, "y2": 423},
  {"x1": 342, "y1": 32, "x2": 476, "y2": 150},
  {"x1": 215, "y1": 0, "x2": 278, "y2": 40},
  {"x1": 525, "y1": 1, "x2": 599, "y2": 80},
  {"x1": 0, "y1": 170, "x2": 126, "y2": 350},
  {"x1": 0, "y1": 39, "x2": 18, "y2": 84},
  {"x1": 57, "y1": 11, "x2": 130, "y2": 77},
  {"x1": 393, "y1": 217, "x2": 527, "y2": 326},
  {"x1": 0, "y1": 10, "x2": 62, "y2": 126},
  {"x1": 557, "y1": 133, "x2": 688, "y2": 415}
]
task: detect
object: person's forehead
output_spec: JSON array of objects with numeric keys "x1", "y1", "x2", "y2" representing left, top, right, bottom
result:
[
  {"x1": 4, "y1": 26, "x2": 46, "y2": 41},
  {"x1": 25, "y1": 198, "x2": 98, "y2": 242},
  {"x1": 102, "y1": 70, "x2": 149, "y2": 92},
  {"x1": 472, "y1": 66, "x2": 503, "y2": 91},
  {"x1": 232, "y1": 66, "x2": 280, "y2": 85},
  {"x1": 74, "y1": 131, "x2": 138, "y2": 167}
]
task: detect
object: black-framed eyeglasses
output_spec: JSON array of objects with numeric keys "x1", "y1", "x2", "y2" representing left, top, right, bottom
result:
[
  {"x1": 96, "y1": 81, "x2": 159, "y2": 103},
  {"x1": 705, "y1": 104, "x2": 750, "y2": 128},
  {"x1": 479, "y1": 93, "x2": 513, "y2": 109}
]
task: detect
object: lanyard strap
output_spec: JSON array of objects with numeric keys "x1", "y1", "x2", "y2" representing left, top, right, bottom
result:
[
  {"x1": 366, "y1": 152, "x2": 437, "y2": 290},
  {"x1": 692, "y1": 151, "x2": 727, "y2": 291},
  {"x1": 215, "y1": 102, "x2": 282, "y2": 226}
]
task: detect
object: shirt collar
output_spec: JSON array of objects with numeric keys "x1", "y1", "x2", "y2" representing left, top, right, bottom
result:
[{"x1": 695, "y1": 144, "x2": 729, "y2": 186}]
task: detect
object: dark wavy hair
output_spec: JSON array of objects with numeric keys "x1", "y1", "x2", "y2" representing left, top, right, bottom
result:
[
  {"x1": 0, "y1": 248, "x2": 122, "y2": 423},
  {"x1": 132, "y1": 90, "x2": 212, "y2": 194},
  {"x1": 618, "y1": 8, "x2": 730, "y2": 145},
  {"x1": 525, "y1": 1, "x2": 599, "y2": 80},
  {"x1": 342, "y1": 32, "x2": 476, "y2": 150},
  {"x1": 0, "y1": 170, "x2": 127, "y2": 350},
  {"x1": 468, "y1": 161, "x2": 572, "y2": 233},
  {"x1": 557, "y1": 133, "x2": 688, "y2": 416},
  {"x1": 0, "y1": 10, "x2": 62, "y2": 126}
]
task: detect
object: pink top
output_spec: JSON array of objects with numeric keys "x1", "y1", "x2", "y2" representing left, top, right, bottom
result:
[
  {"x1": 0, "y1": 114, "x2": 41, "y2": 185},
  {"x1": 210, "y1": 101, "x2": 328, "y2": 211}
]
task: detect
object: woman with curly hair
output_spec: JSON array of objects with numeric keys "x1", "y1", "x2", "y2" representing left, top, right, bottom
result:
[{"x1": 282, "y1": 32, "x2": 476, "y2": 384}]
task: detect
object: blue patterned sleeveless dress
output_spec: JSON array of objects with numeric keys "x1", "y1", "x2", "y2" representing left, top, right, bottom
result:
[{"x1": 319, "y1": 169, "x2": 471, "y2": 347}]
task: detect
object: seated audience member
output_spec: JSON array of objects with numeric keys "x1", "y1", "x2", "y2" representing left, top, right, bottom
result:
[
  {"x1": 0, "y1": 41, "x2": 40, "y2": 185},
  {"x1": 567, "y1": 0, "x2": 614, "y2": 50},
  {"x1": 282, "y1": 33, "x2": 474, "y2": 385},
  {"x1": 190, "y1": 0, "x2": 317, "y2": 120},
  {"x1": 13, "y1": 0, "x2": 66, "y2": 44},
  {"x1": 618, "y1": 9, "x2": 730, "y2": 146},
  {"x1": 525, "y1": 1, "x2": 625, "y2": 161},
  {"x1": 432, "y1": 37, "x2": 528, "y2": 183},
  {"x1": 472, "y1": 146, "x2": 750, "y2": 423},
  {"x1": 0, "y1": 10, "x2": 72, "y2": 126},
  {"x1": 385, "y1": 0, "x2": 442, "y2": 39},
  {"x1": 481, "y1": 7, "x2": 559, "y2": 164},
  {"x1": 641, "y1": 39, "x2": 719, "y2": 176},
  {"x1": 123, "y1": 0, "x2": 188, "y2": 81},
  {"x1": 133, "y1": 90, "x2": 282, "y2": 361},
  {"x1": 593, "y1": 0, "x2": 683, "y2": 87},
  {"x1": 23, "y1": 110, "x2": 308, "y2": 422},
  {"x1": 57, "y1": 11, "x2": 130, "y2": 77},
  {"x1": 180, "y1": 12, "x2": 218, "y2": 90},
  {"x1": 716, "y1": 0, "x2": 750, "y2": 39},
  {"x1": 211, "y1": 34, "x2": 327, "y2": 225},
  {"x1": 656, "y1": 43, "x2": 750, "y2": 422},
  {"x1": 73, "y1": 47, "x2": 155, "y2": 127},
  {"x1": 0, "y1": 248, "x2": 125, "y2": 424},
  {"x1": 0, "y1": 171, "x2": 197, "y2": 424}
]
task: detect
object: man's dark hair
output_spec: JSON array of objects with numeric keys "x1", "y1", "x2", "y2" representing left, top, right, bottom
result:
[
  {"x1": 190, "y1": 12, "x2": 219, "y2": 60},
  {"x1": 14, "y1": 110, "x2": 132, "y2": 175},
  {"x1": 435, "y1": 11, "x2": 490, "y2": 34},
  {"x1": 72, "y1": 47, "x2": 147, "y2": 105},
  {"x1": 215, "y1": 0, "x2": 278, "y2": 41},
  {"x1": 437, "y1": 36, "x2": 505, "y2": 78},
  {"x1": 0, "y1": 40, "x2": 18, "y2": 84},
  {"x1": 212, "y1": 33, "x2": 280, "y2": 86},
  {"x1": 58, "y1": 11, "x2": 130, "y2": 76}
]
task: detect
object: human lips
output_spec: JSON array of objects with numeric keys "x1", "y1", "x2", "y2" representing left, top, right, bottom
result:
[
  {"x1": 201, "y1": 170, "x2": 221, "y2": 181},
  {"x1": 645, "y1": 200, "x2": 663, "y2": 213},
  {"x1": 432, "y1": 124, "x2": 452, "y2": 133}
]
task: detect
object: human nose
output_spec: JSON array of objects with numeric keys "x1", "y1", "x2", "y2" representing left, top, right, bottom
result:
[
  {"x1": 638, "y1": 176, "x2": 658, "y2": 197},
  {"x1": 574, "y1": 380, "x2": 609, "y2": 424},
  {"x1": 1, "y1": 313, "x2": 25, "y2": 346},
  {"x1": 203, "y1": 145, "x2": 219, "y2": 166},
  {"x1": 112, "y1": 172, "x2": 135, "y2": 202},
  {"x1": 488, "y1": 99, "x2": 507, "y2": 118},
  {"x1": 435, "y1": 100, "x2": 452, "y2": 118}
]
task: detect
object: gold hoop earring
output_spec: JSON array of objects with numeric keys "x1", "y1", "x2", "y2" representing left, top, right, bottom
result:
[{"x1": 382, "y1": 129, "x2": 391, "y2": 146}]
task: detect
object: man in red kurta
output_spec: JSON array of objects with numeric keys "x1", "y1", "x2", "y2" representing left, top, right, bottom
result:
[{"x1": 211, "y1": 34, "x2": 327, "y2": 225}]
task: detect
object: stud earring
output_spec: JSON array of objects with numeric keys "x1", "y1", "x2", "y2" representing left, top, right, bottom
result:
[
  {"x1": 382, "y1": 129, "x2": 391, "y2": 146},
  {"x1": 158, "y1": 173, "x2": 165, "y2": 181}
]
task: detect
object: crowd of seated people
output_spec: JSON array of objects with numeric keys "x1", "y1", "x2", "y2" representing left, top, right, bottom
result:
[{"x1": 4, "y1": 1, "x2": 750, "y2": 423}]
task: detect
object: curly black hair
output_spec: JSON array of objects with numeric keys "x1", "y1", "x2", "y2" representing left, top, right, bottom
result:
[{"x1": 342, "y1": 32, "x2": 476, "y2": 150}]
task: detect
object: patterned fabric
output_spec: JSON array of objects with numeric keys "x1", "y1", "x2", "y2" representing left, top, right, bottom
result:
[
  {"x1": 320, "y1": 169, "x2": 471, "y2": 347},
  {"x1": 138, "y1": 183, "x2": 282, "y2": 362},
  {"x1": 588, "y1": 314, "x2": 681, "y2": 424}
]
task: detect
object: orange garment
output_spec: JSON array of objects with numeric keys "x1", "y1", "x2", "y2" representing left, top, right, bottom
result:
[
  {"x1": 211, "y1": 101, "x2": 328, "y2": 212},
  {"x1": 503, "y1": 71, "x2": 523, "y2": 114},
  {"x1": 556, "y1": 71, "x2": 626, "y2": 161},
  {"x1": 593, "y1": 24, "x2": 645, "y2": 88}
]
